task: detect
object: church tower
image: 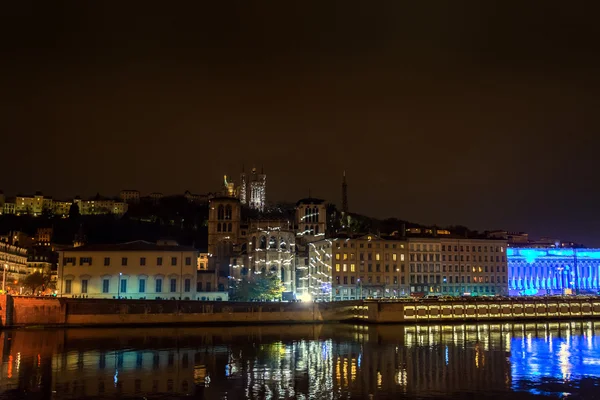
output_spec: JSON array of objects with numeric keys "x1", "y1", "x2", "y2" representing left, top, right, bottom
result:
[
  {"x1": 208, "y1": 196, "x2": 242, "y2": 290},
  {"x1": 342, "y1": 171, "x2": 348, "y2": 214},
  {"x1": 239, "y1": 166, "x2": 247, "y2": 205},
  {"x1": 247, "y1": 166, "x2": 266, "y2": 211}
]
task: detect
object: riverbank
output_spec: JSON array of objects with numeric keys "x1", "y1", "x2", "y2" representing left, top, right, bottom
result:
[{"x1": 2, "y1": 295, "x2": 600, "y2": 328}]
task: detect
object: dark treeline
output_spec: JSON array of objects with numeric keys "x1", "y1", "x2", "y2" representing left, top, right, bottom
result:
[{"x1": 0, "y1": 195, "x2": 484, "y2": 248}]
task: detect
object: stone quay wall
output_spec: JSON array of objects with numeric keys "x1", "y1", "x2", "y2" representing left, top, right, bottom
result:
[
  {"x1": 2, "y1": 295, "x2": 600, "y2": 327},
  {"x1": 0, "y1": 296, "x2": 360, "y2": 327},
  {"x1": 357, "y1": 297, "x2": 600, "y2": 323}
]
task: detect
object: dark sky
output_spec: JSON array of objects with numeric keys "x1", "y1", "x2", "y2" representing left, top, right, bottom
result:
[{"x1": 2, "y1": 2, "x2": 600, "y2": 244}]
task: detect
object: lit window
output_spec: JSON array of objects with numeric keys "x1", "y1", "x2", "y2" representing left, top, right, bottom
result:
[
  {"x1": 351, "y1": 264, "x2": 355, "y2": 272},
  {"x1": 343, "y1": 264, "x2": 347, "y2": 272},
  {"x1": 335, "y1": 264, "x2": 340, "y2": 272},
  {"x1": 401, "y1": 254, "x2": 405, "y2": 261},
  {"x1": 392, "y1": 254, "x2": 397, "y2": 261},
  {"x1": 335, "y1": 254, "x2": 340, "y2": 260},
  {"x1": 376, "y1": 253, "x2": 380, "y2": 261}
]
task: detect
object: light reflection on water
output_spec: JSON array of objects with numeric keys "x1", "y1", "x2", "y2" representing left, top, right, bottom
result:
[{"x1": 0, "y1": 321, "x2": 599, "y2": 399}]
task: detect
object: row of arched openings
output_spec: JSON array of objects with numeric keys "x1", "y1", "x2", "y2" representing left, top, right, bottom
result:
[
  {"x1": 304, "y1": 225, "x2": 319, "y2": 235},
  {"x1": 304, "y1": 206, "x2": 319, "y2": 223},
  {"x1": 217, "y1": 222, "x2": 232, "y2": 232},
  {"x1": 241, "y1": 266, "x2": 287, "y2": 281},
  {"x1": 251, "y1": 235, "x2": 290, "y2": 251},
  {"x1": 217, "y1": 204, "x2": 233, "y2": 220}
]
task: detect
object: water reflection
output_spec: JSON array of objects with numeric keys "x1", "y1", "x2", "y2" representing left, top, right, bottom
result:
[{"x1": 1, "y1": 322, "x2": 600, "y2": 399}]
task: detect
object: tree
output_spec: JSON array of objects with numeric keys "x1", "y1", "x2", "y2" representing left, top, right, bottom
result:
[
  {"x1": 253, "y1": 274, "x2": 285, "y2": 301},
  {"x1": 69, "y1": 202, "x2": 80, "y2": 219},
  {"x1": 230, "y1": 273, "x2": 285, "y2": 302},
  {"x1": 23, "y1": 272, "x2": 45, "y2": 294},
  {"x1": 23, "y1": 271, "x2": 55, "y2": 295}
]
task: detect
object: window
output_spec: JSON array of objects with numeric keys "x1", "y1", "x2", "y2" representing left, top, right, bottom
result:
[
  {"x1": 157, "y1": 257, "x2": 163, "y2": 266},
  {"x1": 375, "y1": 253, "x2": 380, "y2": 261},
  {"x1": 64, "y1": 257, "x2": 76, "y2": 265},
  {"x1": 343, "y1": 264, "x2": 347, "y2": 272},
  {"x1": 156, "y1": 279, "x2": 162, "y2": 292},
  {"x1": 350, "y1": 264, "x2": 355, "y2": 272},
  {"x1": 139, "y1": 279, "x2": 146, "y2": 293},
  {"x1": 102, "y1": 279, "x2": 109, "y2": 293},
  {"x1": 335, "y1": 254, "x2": 340, "y2": 260},
  {"x1": 171, "y1": 257, "x2": 177, "y2": 266},
  {"x1": 81, "y1": 279, "x2": 88, "y2": 294},
  {"x1": 343, "y1": 277, "x2": 348, "y2": 284},
  {"x1": 65, "y1": 280, "x2": 72, "y2": 294},
  {"x1": 197, "y1": 282, "x2": 203, "y2": 291},
  {"x1": 206, "y1": 282, "x2": 211, "y2": 291},
  {"x1": 392, "y1": 253, "x2": 397, "y2": 261},
  {"x1": 140, "y1": 257, "x2": 146, "y2": 266},
  {"x1": 104, "y1": 257, "x2": 110, "y2": 266},
  {"x1": 122, "y1": 257, "x2": 128, "y2": 266},
  {"x1": 335, "y1": 264, "x2": 340, "y2": 272},
  {"x1": 170, "y1": 278, "x2": 177, "y2": 292},
  {"x1": 185, "y1": 257, "x2": 192, "y2": 266},
  {"x1": 79, "y1": 257, "x2": 92, "y2": 266},
  {"x1": 184, "y1": 279, "x2": 191, "y2": 292},
  {"x1": 120, "y1": 279, "x2": 127, "y2": 293}
]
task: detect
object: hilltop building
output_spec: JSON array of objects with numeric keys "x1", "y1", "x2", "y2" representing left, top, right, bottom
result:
[{"x1": 239, "y1": 167, "x2": 266, "y2": 211}]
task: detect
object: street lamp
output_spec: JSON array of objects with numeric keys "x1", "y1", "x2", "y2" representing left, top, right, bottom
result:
[
  {"x1": 117, "y1": 272, "x2": 122, "y2": 299},
  {"x1": 2, "y1": 263, "x2": 7, "y2": 293}
]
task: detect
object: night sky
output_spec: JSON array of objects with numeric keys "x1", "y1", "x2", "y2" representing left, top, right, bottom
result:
[{"x1": 2, "y1": 2, "x2": 599, "y2": 244}]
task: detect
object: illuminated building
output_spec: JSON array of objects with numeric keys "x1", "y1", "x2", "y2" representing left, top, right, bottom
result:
[
  {"x1": 53, "y1": 200, "x2": 71, "y2": 217},
  {"x1": 73, "y1": 195, "x2": 128, "y2": 217},
  {"x1": 57, "y1": 240, "x2": 198, "y2": 299},
  {"x1": 239, "y1": 167, "x2": 266, "y2": 211},
  {"x1": 119, "y1": 189, "x2": 140, "y2": 204},
  {"x1": 230, "y1": 224, "x2": 296, "y2": 293},
  {"x1": 209, "y1": 194, "x2": 329, "y2": 298},
  {"x1": 507, "y1": 247, "x2": 600, "y2": 295},
  {"x1": 0, "y1": 241, "x2": 28, "y2": 293},
  {"x1": 313, "y1": 234, "x2": 409, "y2": 301},
  {"x1": 14, "y1": 192, "x2": 52, "y2": 216},
  {"x1": 296, "y1": 198, "x2": 327, "y2": 238},
  {"x1": 407, "y1": 237, "x2": 508, "y2": 296},
  {"x1": 2, "y1": 199, "x2": 15, "y2": 215}
]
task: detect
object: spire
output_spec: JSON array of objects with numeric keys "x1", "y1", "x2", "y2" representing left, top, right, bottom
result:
[{"x1": 342, "y1": 171, "x2": 348, "y2": 214}]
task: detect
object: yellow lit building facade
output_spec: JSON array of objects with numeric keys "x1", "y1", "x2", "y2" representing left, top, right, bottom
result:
[
  {"x1": 58, "y1": 241, "x2": 198, "y2": 299},
  {"x1": 408, "y1": 237, "x2": 508, "y2": 296}
]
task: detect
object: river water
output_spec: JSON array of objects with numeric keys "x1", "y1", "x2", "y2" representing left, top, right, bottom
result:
[{"x1": 1, "y1": 321, "x2": 600, "y2": 399}]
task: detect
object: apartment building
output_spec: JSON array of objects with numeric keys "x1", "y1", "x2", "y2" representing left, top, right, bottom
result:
[
  {"x1": 0, "y1": 241, "x2": 28, "y2": 293},
  {"x1": 407, "y1": 237, "x2": 508, "y2": 296},
  {"x1": 311, "y1": 234, "x2": 409, "y2": 301}
]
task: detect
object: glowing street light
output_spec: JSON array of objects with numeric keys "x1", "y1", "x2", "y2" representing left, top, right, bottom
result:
[{"x1": 117, "y1": 272, "x2": 122, "y2": 299}]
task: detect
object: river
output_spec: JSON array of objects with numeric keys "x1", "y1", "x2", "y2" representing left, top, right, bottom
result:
[{"x1": 1, "y1": 321, "x2": 600, "y2": 399}]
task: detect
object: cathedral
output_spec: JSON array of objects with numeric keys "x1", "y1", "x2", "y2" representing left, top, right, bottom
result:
[{"x1": 208, "y1": 177, "x2": 327, "y2": 299}]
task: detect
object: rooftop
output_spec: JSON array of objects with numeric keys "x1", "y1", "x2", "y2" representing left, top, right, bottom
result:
[
  {"x1": 61, "y1": 240, "x2": 198, "y2": 253},
  {"x1": 295, "y1": 197, "x2": 325, "y2": 206}
]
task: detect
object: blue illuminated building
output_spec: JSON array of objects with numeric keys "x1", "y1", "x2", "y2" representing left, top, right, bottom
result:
[{"x1": 507, "y1": 248, "x2": 600, "y2": 296}]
